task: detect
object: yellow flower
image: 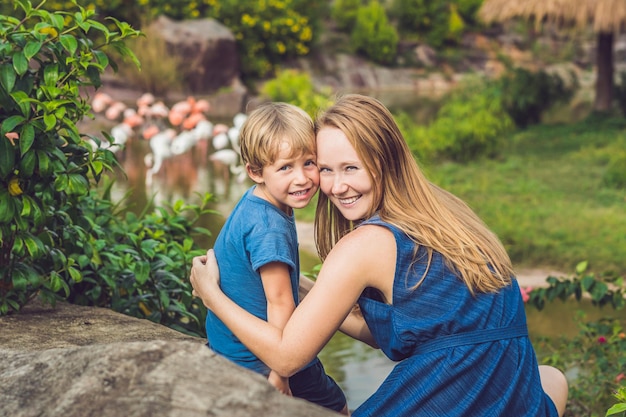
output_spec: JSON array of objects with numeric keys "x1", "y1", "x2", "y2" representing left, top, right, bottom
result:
[
  {"x1": 39, "y1": 27, "x2": 58, "y2": 38},
  {"x1": 8, "y1": 177, "x2": 23, "y2": 196}
]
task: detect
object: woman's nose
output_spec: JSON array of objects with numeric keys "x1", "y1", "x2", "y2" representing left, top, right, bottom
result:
[{"x1": 331, "y1": 174, "x2": 348, "y2": 195}]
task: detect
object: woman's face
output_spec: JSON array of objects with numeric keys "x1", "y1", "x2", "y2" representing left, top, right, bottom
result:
[{"x1": 316, "y1": 127, "x2": 374, "y2": 221}]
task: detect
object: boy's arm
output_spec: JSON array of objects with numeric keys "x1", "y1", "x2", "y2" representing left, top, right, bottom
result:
[{"x1": 260, "y1": 261, "x2": 297, "y2": 389}]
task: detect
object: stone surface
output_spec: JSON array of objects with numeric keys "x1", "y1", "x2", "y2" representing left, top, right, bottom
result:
[
  {"x1": 148, "y1": 16, "x2": 241, "y2": 94},
  {"x1": 0, "y1": 299, "x2": 336, "y2": 417}
]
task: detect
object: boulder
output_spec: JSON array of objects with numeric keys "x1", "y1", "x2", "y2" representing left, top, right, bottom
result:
[
  {"x1": 148, "y1": 16, "x2": 242, "y2": 94},
  {"x1": 0, "y1": 299, "x2": 336, "y2": 417}
]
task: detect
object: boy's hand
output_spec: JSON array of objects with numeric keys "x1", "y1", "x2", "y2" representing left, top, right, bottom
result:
[{"x1": 268, "y1": 370, "x2": 292, "y2": 396}]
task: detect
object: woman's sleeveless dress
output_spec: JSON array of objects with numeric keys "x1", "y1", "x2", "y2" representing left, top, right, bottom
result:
[{"x1": 353, "y1": 216, "x2": 559, "y2": 417}]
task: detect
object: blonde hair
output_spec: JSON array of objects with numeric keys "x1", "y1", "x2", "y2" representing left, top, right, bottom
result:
[
  {"x1": 239, "y1": 102, "x2": 315, "y2": 174},
  {"x1": 314, "y1": 94, "x2": 513, "y2": 294}
]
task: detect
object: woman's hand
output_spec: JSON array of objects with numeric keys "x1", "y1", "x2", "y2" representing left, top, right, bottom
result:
[{"x1": 190, "y1": 249, "x2": 221, "y2": 309}]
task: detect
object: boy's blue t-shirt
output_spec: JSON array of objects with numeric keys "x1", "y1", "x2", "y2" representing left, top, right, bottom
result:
[{"x1": 205, "y1": 186, "x2": 301, "y2": 375}]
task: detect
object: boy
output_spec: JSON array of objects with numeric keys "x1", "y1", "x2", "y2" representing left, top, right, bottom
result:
[{"x1": 205, "y1": 102, "x2": 349, "y2": 415}]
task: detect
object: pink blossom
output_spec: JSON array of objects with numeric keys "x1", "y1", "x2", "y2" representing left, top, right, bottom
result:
[
  {"x1": 597, "y1": 336, "x2": 607, "y2": 344},
  {"x1": 519, "y1": 286, "x2": 533, "y2": 303},
  {"x1": 616, "y1": 373, "x2": 625, "y2": 383}
]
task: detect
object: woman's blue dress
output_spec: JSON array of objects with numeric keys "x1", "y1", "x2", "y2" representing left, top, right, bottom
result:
[{"x1": 353, "y1": 216, "x2": 559, "y2": 417}]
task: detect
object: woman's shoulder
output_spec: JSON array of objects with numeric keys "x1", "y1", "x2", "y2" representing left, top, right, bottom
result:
[{"x1": 335, "y1": 224, "x2": 396, "y2": 261}]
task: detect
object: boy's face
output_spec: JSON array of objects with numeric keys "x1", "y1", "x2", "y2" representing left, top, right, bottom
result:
[{"x1": 248, "y1": 141, "x2": 319, "y2": 215}]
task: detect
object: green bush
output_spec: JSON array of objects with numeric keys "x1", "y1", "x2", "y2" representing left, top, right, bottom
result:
[
  {"x1": 498, "y1": 67, "x2": 578, "y2": 128},
  {"x1": 206, "y1": 0, "x2": 315, "y2": 78},
  {"x1": 528, "y1": 262, "x2": 626, "y2": 415},
  {"x1": 351, "y1": 1, "x2": 398, "y2": 65},
  {"x1": 0, "y1": 0, "x2": 140, "y2": 314},
  {"x1": 260, "y1": 69, "x2": 333, "y2": 118},
  {"x1": 603, "y1": 148, "x2": 626, "y2": 189},
  {"x1": 416, "y1": 76, "x2": 514, "y2": 162},
  {"x1": 331, "y1": 0, "x2": 363, "y2": 32},
  {"x1": 391, "y1": 0, "x2": 450, "y2": 47},
  {"x1": 65, "y1": 183, "x2": 215, "y2": 336}
]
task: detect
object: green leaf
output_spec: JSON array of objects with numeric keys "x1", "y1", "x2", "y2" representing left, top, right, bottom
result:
[
  {"x1": 19, "y1": 149, "x2": 37, "y2": 177},
  {"x1": 23, "y1": 235, "x2": 40, "y2": 257},
  {"x1": 0, "y1": 191, "x2": 16, "y2": 223},
  {"x1": 68, "y1": 173, "x2": 89, "y2": 195},
  {"x1": 60, "y1": 35, "x2": 77, "y2": 55},
  {"x1": 606, "y1": 403, "x2": 626, "y2": 415},
  {"x1": 43, "y1": 113, "x2": 56, "y2": 131},
  {"x1": 0, "y1": 63, "x2": 16, "y2": 93},
  {"x1": 0, "y1": 137, "x2": 16, "y2": 179},
  {"x1": 43, "y1": 63, "x2": 59, "y2": 86},
  {"x1": 23, "y1": 41, "x2": 42, "y2": 60},
  {"x1": 37, "y1": 150, "x2": 50, "y2": 176},
  {"x1": 12, "y1": 269, "x2": 28, "y2": 290},
  {"x1": 1, "y1": 115, "x2": 25, "y2": 135},
  {"x1": 134, "y1": 261, "x2": 151, "y2": 285},
  {"x1": 12, "y1": 52, "x2": 28, "y2": 76},
  {"x1": 19, "y1": 123, "x2": 34, "y2": 155}
]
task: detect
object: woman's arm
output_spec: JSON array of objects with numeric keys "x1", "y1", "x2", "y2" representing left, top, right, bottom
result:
[
  {"x1": 300, "y1": 273, "x2": 378, "y2": 347},
  {"x1": 191, "y1": 225, "x2": 395, "y2": 376}
]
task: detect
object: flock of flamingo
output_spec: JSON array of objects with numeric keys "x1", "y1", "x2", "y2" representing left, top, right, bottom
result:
[{"x1": 88, "y1": 91, "x2": 248, "y2": 187}]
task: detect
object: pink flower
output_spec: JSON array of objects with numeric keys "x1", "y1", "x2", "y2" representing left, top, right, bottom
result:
[
  {"x1": 519, "y1": 286, "x2": 533, "y2": 303},
  {"x1": 616, "y1": 373, "x2": 625, "y2": 383},
  {"x1": 597, "y1": 336, "x2": 607, "y2": 344}
]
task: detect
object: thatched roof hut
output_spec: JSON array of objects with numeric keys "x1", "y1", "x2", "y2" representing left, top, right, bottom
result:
[
  {"x1": 479, "y1": 0, "x2": 626, "y2": 111},
  {"x1": 480, "y1": 0, "x2": 626, "y2": 33}
]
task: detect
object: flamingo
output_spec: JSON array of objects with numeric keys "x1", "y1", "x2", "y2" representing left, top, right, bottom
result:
[
  {"x1": 209, "y1": 148, "x2": 247, "y2": 183},
  {"x1": 233, "y1": 112, "x2": 248, "y2": 129},
  {"x1": 108, "y1": 123, "x2": 133, "y2": 152},
  {"x1": 212, "y1": 132, "x2": 230, "y2": 150},
  {"x1": 147, "y1": 128, "x2": 176, "y2": 177},
  {"x1": 91, "y1": 92, "x2": 113, "y2": 113},
  {"x1": 170, "y1": 129, "x2": 198, "y2": 156}
]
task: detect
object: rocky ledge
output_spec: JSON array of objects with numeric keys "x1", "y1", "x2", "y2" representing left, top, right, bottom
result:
[{"x1": 0, "y1": 299, "x2": 337, "y2": 417}]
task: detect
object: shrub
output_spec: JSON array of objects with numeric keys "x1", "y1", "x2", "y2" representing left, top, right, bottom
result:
[
  {"x1": 416, "y1": 76, "x2": 514, "y2": 162},
  {"x1": 351, "y1": 1, "x2": 398, "y2": 65},
  {"x1": 206, "y1": 0, "x2": 315, "y2": 78},
  {"x1": 65, "y1": 183, "x2": 215, "y2": 336},
  {"x1": 498, "y1": 66, "x2": 578, "y2": 128},
  {"x1": 331, "y1": 0, "x2": 363, "y2": 32},
  {"x1": 603, "y1": 150, "x2": 626, "y2": 189},
  {"x1": 390, "y1": 0, "x2": 450, "y2": 47},
  {"x1": 0, "y1": 0, "x2": 140, "y2": 314},
  {"x1": 260, "y1": 69, "x2": 333, "y2": 118}
]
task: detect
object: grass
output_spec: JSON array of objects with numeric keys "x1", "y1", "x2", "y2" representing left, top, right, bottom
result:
[{"x1": 427, "y1": 114, "x2": 626, "y2": 276}]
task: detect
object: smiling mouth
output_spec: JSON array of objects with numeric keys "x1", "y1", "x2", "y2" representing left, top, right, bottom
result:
[
  {"x1": 339, "y1": 196, "x2": 360, "y2": 205},
  {"x1": 290, "y1": 188, "x2": 310, "y2": 196}
]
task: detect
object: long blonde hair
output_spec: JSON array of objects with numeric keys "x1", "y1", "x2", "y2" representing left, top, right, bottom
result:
[{"x1": 314, "y1": 94, "x2": 513, "y2": 294}]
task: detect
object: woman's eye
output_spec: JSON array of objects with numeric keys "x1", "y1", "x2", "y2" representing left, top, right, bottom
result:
[
  {"x1": 319, "y1": 167, "x2": 330, "y2": 173},
  {"x1": 305, "y1": 160, "x2": 316, "y2": 167}
]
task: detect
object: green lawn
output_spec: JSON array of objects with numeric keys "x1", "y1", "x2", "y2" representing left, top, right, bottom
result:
[{"x1": 427, "y1": 115, "x2": 626, "y2": 276}]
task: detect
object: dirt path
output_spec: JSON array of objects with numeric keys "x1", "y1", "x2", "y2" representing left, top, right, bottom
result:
[{"x1": 296, "y1": 222, "x2": 565, "y2": 288}]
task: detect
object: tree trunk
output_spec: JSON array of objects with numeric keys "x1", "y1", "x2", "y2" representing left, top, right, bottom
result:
[{"x1": 593, "y1": 32, "x2": 614, "y2": 112}]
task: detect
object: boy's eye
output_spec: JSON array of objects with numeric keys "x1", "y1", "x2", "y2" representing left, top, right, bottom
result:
[
  {"x1": 319, "y1": 167, "x2": 329, "y2": 173},
  {"x1": 279, "y1": 165, "x2": 290, "y2": 171},
  {"x1": 305, "y1": 160, "x2": 316, "y2": 167}
]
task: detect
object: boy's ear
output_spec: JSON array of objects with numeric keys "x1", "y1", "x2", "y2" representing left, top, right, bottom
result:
[{"x1": 246, "y1": 163, "x2": 263, "y2": 184}]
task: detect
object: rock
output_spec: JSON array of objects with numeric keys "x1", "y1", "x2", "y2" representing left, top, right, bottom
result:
[
  {"x1": 0, "y1": 299, "x2": 336, "y2": 417},
  {"x1": 148, "y1": 16, "x2": 242, "y2": 94}
]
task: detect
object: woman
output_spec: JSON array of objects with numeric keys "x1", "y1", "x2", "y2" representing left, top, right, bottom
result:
[{"x1": 190, "y1": 94, "x2": 568, "y2": 416}]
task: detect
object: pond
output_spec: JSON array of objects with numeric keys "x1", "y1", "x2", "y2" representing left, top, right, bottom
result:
[{"x1": 99, "y1": 101, "x2": 620, "y2": 411}]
